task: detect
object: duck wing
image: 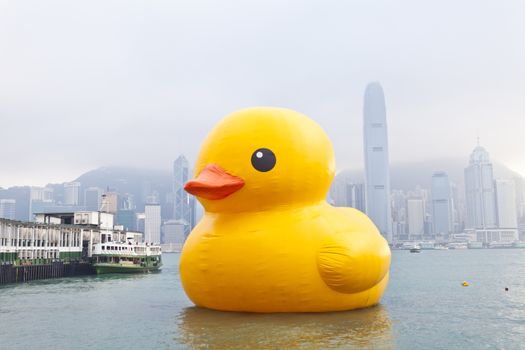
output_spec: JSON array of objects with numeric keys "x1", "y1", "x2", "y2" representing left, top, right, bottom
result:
[{"x1": 317, "y1": 231, "x2": 390, "y2": 294}]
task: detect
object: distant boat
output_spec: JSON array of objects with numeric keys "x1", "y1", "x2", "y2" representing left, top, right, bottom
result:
[{"x1": 409, "y1": 245, "x2": 421, "y2": 253}]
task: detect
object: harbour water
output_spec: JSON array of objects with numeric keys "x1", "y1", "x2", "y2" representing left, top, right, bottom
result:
[{"x1": 1, "y1": 250, "x2": 525, "y2": 349}]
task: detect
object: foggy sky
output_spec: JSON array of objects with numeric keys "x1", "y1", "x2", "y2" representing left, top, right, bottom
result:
[{"x1": 1, "y1": 0, "x2": 525, "y2": 187}]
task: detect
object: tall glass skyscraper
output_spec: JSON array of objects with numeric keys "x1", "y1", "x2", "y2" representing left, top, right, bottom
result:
[
  {"x1": 431, "y1": 171, "x2": 452, "y2": 235},
  {"x1": 173, "y1": 155, "x2": 196, "y2": 236},
  {"x1": 464, "y1": 145, "x2": 497, "y2": 229},
  {"x1": 363, "y1": 82, "x2": 392, "y2": 242}
]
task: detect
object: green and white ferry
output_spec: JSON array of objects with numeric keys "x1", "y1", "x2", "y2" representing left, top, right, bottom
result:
[{"x1": 92, "y1": 237, "x2": 162, "y2": 274}]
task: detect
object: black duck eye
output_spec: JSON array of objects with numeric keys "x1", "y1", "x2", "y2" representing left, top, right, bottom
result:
[{"x1": 251, "y1": 148, "x2": 276, "y2": 172}]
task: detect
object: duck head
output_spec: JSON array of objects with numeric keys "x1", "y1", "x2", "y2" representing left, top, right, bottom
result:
[{"x1": 185, "y1": 107, "x2": 335, "y2": 213}]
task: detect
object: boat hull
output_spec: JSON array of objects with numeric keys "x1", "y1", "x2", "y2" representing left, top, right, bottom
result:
[{"x1": 94, "y1": 263, "x2": 162, "y2": 274}]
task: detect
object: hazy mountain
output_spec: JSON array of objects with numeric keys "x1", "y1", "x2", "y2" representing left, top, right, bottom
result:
[
  {"x1": 2, "y1": 158, "x2": 523, "y2": 222},
  {"x1": 76, "y1": 167, "x2": 171, "y2": 195},
  {"x1": 334, "y1": 157, "x2": 524, "y2": 191},
  {"x1": 75, "y1": 166, "x2": 173, "y2": 213}
]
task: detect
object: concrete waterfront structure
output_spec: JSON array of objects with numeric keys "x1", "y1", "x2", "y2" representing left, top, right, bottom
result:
[
  {"x1": 0, "y1": 211, "x2": 143, "y2": 284},
  {"x1": 173, "y1": 155, "x2": 196, "y2": 236},
  {"x1": 363, "y1": 82, "x2": 392, "y2": 242},
  {"x1": 463, "y1": 228, "x2": 518, "y2": 245},
  {"x1": 0, "y1": 199, "x2": 16, "y2": 220},
  {"x1": 145, "y1": 204, "x2": 161, "y2": 244},
  {"x1": 431, "y1": 172, "x2": 452, "y2": 235}
]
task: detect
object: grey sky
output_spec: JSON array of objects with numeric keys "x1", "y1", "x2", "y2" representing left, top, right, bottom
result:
[{"x1": 1, "y1": 0, "x2": 525, "y2": 187}]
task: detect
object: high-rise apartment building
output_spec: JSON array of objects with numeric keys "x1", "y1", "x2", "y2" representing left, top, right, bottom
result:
[
  {"x1": 407, "y1": 197, "x2": 425, "y2": 238},
  {"x1": 363, "y1": 82, "x2": 392, "y2": 242},
  {"x1": 145, "y1": 204, "x2": 161, "y2": 244}
]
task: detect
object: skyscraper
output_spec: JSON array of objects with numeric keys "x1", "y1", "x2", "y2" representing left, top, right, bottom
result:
[
  {"x1": 145, "y1": 204, "x2": 161, "y2": 243},
  {"x1": 64, "y1": 182, "x2": 81, "y2": 206},
  {"x1": 495, "y1": 179, "x2": 518, "y2": 228},
  {"x1": 116, "y1": 210, "x2": 137, "y2": 231},
  {"x1": 328, "y1": 177, "x2": 366, "y2": 212},
  {"x1": 431, "y1": 172, "x2": 452, "y2": 235},
  {"x1": 346, "y1": 183, "x2": 366, "y2": 213},
  {"x1": 29, "y1": 186, "x2": 54, "y2": 220},
  {"x1": 363, "y1": 82, "x2": 392, "y2": 242},
  {"x1": 173, "y1": 155, "x2": 196, "y2": 236},
  {"x1": 84, "y1": 187, "x2": 102, "y2": 211},
  {"x1": 407, "y1": 197, "x2": 425, "y2": 238},
  {"x1": 100, "y1": 192, "x2": 118, "y2": 214},
  {"x1": 162, "y1": 219, "x2": 186, "y2": 245},
  {"x1": 464, "y1": 145, "x2": 497, "y2": 229},
  {"x1": 0, "y1": 199, "x2": 16, "y2": 220},
  {"x1": 391, "y1": 190, "x2": 408, "y2": 240}
]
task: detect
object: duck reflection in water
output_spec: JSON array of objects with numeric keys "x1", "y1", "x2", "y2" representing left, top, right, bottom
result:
[{"x1": 175, "y1": 305, "x2": 393, "y2": 349}]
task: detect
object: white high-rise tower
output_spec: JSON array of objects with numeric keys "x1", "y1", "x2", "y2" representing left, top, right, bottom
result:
[
  {"x1": 494, "y1": 179, "x2": 517, "y2": 229},
  {"x1": 464, "y1": 145, "x2": 497, "y2": 229},
  {"x1": 363, "y1": 82, "x2": 392, "y2": 242}
]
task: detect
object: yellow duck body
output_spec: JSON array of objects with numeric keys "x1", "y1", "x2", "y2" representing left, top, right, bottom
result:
[{"x1": 181, "y1": 107, "x2": 391, "y2": 313}]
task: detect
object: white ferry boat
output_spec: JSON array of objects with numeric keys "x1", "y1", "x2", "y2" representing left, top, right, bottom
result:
[{"x1": 92, "y1": 237, "x2": 162, "y2": 274}]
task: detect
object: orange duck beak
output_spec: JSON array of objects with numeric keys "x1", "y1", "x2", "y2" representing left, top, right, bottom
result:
[{"x1": 184, "y1": 164, "x2": 245, "y2": 200}]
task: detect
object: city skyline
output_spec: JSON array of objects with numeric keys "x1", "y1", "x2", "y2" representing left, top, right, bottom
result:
[{"x1": 0, "y1": 78, "x2": 523, "y2": 246}]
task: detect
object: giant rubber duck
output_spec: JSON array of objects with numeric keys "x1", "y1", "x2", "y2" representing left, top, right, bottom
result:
[{"x1": 181, "y1": 107, "x2": 391, "y2": 313}]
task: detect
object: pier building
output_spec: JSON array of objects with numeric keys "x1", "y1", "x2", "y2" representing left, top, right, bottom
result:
[{"x1": 0, "y1": 211, "x2": 142, "y2": 284}]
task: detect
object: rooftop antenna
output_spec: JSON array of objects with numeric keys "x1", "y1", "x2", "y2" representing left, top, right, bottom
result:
[{"x1": 476, "y1": 130, "x2": 480, "y2": 146}]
